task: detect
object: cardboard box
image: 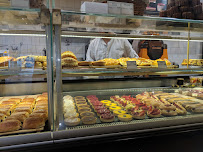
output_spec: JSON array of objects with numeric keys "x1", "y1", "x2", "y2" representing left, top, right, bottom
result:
[
  {"x1": 81, "y1": 2, "x2": 111, "y2": 24},
  {"x1": 107, "y1": 1, "x2": 121, "y2": 24},
  {"x1": 11, "y1": 0, "x2": 29, "y2": 8},
  {"x1": 121, "y1": 2, "x2": 134, "y2": 15},
  {"x1": 81, "y1": 2, "x2": 108, "y2": 14},
  {"x1": 108, "y1": 1, "x2": 121, "y2": 15}
]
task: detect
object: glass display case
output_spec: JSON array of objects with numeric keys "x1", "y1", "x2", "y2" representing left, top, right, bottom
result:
[
  {"x1": 0, "y1": 2, "x2": 54, "y2": 149},
  {"x1": 0, "y1": 1, "x2": 203, "y2": 150},
  {"x1": 52, "y1": 10, "x2": 203, "y2": 144}
]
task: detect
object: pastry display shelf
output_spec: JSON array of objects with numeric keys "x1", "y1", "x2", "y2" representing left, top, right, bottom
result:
[
  {"x1": 61, "y1": 11, "x2": 203, "y2": 41},
  {"x1": 54, "y1": 88, "x2": 203, "y2": 140},
  {"x1": 62, "y1": 68, "x2": 203, "y2": 77}
]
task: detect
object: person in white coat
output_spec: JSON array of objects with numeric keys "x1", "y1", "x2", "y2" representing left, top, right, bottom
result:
[{"x1": 86, "y1": 38, "x2": 139, "y2": 61}]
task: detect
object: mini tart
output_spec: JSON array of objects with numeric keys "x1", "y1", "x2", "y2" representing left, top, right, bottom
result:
[
  {"x1": 80, "y1": 112, "x2": 95, "y2": 118},
  {"x1": 76, "y1": 102, "x2": 87, "y2": 106},
  {"x1": 101, "y1": 100, "x2": 112, "y2": 104},
  {"x1": 109, "y1": 106, "x2": 122, "y2": 112},
  {"x1": 64, "y1": 112, "x2": 79, "y2": 118},
  {"x1": 91, "y1": 102, "x2": 103, "y2": 107},
  {"x1": 132, "y1": 110, "x2": 146, "y2": 119},
  {"x1": 100, "y1": 113, "x2": 115, "y2": 123},
  {"x1": 105, "y1": 103, "x2": 117, "y2": 108},
  {"x1": 96, "y1": 109, "x2": 111, "y2": 116},
  {"x1": 118, "y1": 114, "x2": 132, "y2": 122},
  {"x1": 93, "y1": 106, "x2": 106, "y2": 112},
  {"x1": 74, "y1": 96, "x2": 85, "y2": 100},
  {"x1": 64, "y1": 118, "x2": 80, "y2": 126},
  {"x1": 75, "y1": 99, "x2": 86, "y2": 103},
  {"x1": 81, "y1": 116, "x2": 97, "y2": 125},
  {"x1": 77, "y1": 104, "x2": 90, "y2": 109},
  {"x1": 113, "y1": 110, "x2": 127, "y2": 116},
  {"x1": 78, "y1": 108, "x2": 91, "y2": 113}
]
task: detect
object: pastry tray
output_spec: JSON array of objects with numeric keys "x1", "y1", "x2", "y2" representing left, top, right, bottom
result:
[
  {"x1": 63, "y1": 88, "x2": 203, "y2": 130},
  {"x1": 0, "y1": 127, "x2": 44, "y2": 136},
  {"x1": 64, "y1": 88, "x2": 203, "y2": 130}
]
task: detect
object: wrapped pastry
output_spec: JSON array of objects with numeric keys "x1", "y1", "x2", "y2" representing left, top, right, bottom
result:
[
  {"x1": 36, "y1": 95, "x2": 48, "y2": 101},
  {"x1": 14, "y1": 107, "x2": 33, "y2": 114},
  {"x1": 23, "y1": 117, "x2": 45, "y2": 129},
  {"x1": 29, "y1": 113, "x2": 48, "y2": 121},
  {"x1": 11, "y1": 112, "x2": 29, "y2": 118},
  {"x1": 1, "y1": 100, "x2": 17, "y2": 105},
  {"x1": 0, "y1": 114, "x2": 7, "y2": 122},
  {"x1": 6, "y1": 114, "x2": 27, "y2": 122},
  {"x1": 0, "y1": 108, "x2": 11, "y2": 116},
  {"x1": 0, "y1": 120, "x2": 21, "y2": 133},
  {"x1": 8, "y1": 98, "x2": 22, "y2": 103},
  {"x1": 23, "y1": 98, "x2": 36, "y2": 102}
]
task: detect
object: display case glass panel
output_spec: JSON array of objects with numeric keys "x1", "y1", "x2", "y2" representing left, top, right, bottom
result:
[{"x1": 0, "y1": 4, "x2": 53, "y2": 145}]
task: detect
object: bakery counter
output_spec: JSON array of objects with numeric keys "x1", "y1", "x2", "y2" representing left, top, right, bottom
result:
[{"x1": 53, "y1": 88, "x2": 203, "y2": 141}]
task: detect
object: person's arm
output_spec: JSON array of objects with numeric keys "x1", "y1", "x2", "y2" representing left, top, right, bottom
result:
[
  {"x1": 124, "y1": 40, "x2": 139, "y2": 58},
  {"x1": 86, "y1": 41, "x2": 95, "y2": 61}
]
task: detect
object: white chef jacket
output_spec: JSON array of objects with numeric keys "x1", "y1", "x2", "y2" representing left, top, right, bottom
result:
[{"x1": 86, "y1": 38, "x2": 139, "y2": 61}]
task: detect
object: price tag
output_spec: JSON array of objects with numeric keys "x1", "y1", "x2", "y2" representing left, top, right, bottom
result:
[
  {"x1": 127, "y1": 61, "x2": 137, "y2": 69},
  {"x1": 157, "y1": 61, "x2": 167, "y2": 69}
]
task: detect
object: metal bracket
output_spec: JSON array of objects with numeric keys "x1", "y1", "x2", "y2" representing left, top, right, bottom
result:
[
  {"x1": 52, "y1": 9, "x2": 62, "y2": 25},
  {"x1": 40, "y1": 9, "x2": 51, "y2": 25}
]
